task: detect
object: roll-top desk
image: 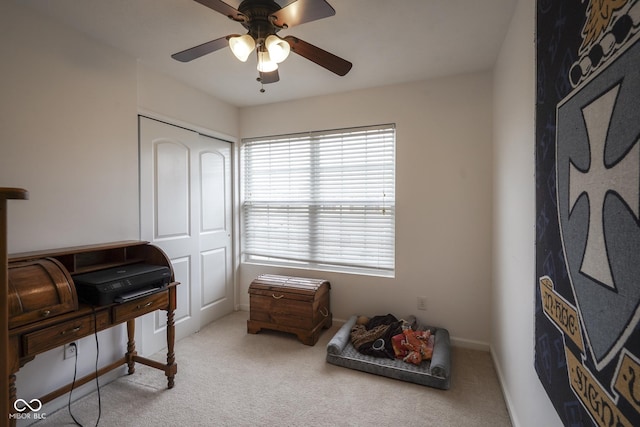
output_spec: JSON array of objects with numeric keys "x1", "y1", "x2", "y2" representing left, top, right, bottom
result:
[{"x1": 1, "y1": 197, "x2": 179, "y2": 427}]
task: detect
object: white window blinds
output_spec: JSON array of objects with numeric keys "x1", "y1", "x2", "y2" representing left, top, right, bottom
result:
[{"x1": 242, "y1": 124, "x2": 395, "y2": 275}]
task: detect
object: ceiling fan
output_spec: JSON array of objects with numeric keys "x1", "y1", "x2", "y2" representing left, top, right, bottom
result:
[{"x1": 171, "y1": 0, "x2": 352, "y2": 89}]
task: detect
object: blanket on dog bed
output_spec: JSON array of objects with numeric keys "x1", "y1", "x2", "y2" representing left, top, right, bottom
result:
[{"x1": 326, "y1": 315, "x2": 451, "y2": 390}]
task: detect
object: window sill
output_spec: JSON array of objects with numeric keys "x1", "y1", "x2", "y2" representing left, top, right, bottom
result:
[{"x1": 241, "y1": 259, "x2": 395, "y2": 279}]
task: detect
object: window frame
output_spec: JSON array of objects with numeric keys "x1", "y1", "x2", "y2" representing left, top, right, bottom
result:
[{"x1": 240, "y1": 123, "x2": 396, "y2": 277}]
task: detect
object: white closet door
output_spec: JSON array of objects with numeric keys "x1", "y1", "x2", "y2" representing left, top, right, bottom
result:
[
  {"x1": 139, "y1": 116, "x2": 233, "y2": 355},
  {"x1": 197, "y1": 133, "x2": 234, "y2": 326}
]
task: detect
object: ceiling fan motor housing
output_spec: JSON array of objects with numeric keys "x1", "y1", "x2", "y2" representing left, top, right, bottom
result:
[{"x1": 237, "y1": 0, "x2": 284, "y2": 44}]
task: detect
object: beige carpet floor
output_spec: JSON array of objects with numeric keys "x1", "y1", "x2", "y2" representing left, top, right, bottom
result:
[{"x1": 34, "y1": 311, "x2": 512, "y2": 426}]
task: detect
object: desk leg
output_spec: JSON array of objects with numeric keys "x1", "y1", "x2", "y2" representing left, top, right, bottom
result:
[
  {"x1": 163, "y1": 284, "x2": 177, "y2": 389},
  {"x1": 166, "y1": 308, "x2": 176, "y2": 389},
  {"x1": 7, "y1": 374, "x2": 16, "y2": 427},
  {"x1": 126, "y1": 320, "x2": 137, "y2": 375}
]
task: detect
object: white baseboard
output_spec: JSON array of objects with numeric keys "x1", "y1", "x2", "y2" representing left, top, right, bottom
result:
[
  {"x1": 489, "y1": 345, "x2": 520, "y2": 427},
  {"x1": 236, "y1": 306, "x2": 491, "y2": 352},
  {"x1": 450, "y1": 337, "x2": 490, "y2": 351}
]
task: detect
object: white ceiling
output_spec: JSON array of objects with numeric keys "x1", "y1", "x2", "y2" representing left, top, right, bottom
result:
[{"x1": 17, "y1": 0, "x2": 517, "y2": 108}]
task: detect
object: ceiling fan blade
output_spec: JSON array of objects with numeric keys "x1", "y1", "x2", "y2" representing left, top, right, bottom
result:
[
  {"x1": 271, "y1": 0, "x2": 335, "y2": 29},
  {"x1": 193, "y1": 0, "x2": 245, "y2": 22},
  {"x1": 284, "y1": 36, "x2": 352, "y2": 76},
  {"x1": 259, "y1": 70, "x2": 280, "y2": 84},
  {"x1": 171, "y1": 36, "x2": 230, "y2": 62}
]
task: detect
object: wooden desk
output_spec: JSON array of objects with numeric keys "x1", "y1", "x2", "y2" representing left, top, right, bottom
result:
[{"x1": 4, "y1": 241, "x2": 178, "y2": 426}]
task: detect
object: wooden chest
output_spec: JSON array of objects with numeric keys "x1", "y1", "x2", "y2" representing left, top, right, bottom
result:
[{"x1": 247, "y1": 274, "x2": 332, "y2": 346}]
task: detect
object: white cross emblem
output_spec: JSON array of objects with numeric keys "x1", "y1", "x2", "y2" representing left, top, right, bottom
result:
[{"x1": 569, "y1": 84, "x2": 640, "y2": 289}]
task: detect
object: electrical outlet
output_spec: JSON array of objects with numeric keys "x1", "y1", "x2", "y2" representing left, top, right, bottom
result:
[
  {"x1": 64, "y1": 342, "x2": 78, "y2": 360},
  {"x1": 417, "y1": 296, "x2": 427, "y2": 311}
]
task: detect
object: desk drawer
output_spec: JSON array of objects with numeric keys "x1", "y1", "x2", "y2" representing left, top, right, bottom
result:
[
  {"x1": 112, "y1": 291, "x2": 168, "y2": 324},
  {"x1": 23, "y1": 310, "x2": 110, "y2": 356}
]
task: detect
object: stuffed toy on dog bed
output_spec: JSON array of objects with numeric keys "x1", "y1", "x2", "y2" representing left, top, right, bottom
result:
[{"x1": 326, "y1": 314, "x2": 451, "y2": 390}]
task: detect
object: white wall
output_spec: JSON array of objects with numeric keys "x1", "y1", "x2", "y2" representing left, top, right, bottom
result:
[
  {"x1": 491, "y1": 0, "x2": 562, "y2": 426},
  {"x1": 0, "y1": 2, "x2": 238, "y2": 423},
  {"x1": 239, "y1": 73, "x2": 494, "y2": 347},
  {"x1": 137, "y1": 64, "x2": 238, "y2": 140},
  {"x1": 1, "y1": 2, "x2": 139, "y2": 254}
]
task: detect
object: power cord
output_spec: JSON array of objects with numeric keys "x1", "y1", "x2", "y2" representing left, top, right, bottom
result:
[{"x1": 67, "y1": 308, "x2": 102, "y2": 426}]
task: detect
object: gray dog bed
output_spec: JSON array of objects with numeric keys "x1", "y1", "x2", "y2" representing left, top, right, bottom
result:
[{"x1": 326, "y1": 315, "x2": 451, "y2": 389}]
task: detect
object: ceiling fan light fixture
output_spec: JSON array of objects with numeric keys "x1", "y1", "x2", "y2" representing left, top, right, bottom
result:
[
  {"x1": 265, "y1": 35, "x2": 290, "y2": 63},
  {"x1": 257, "y1": 50, "x2": 278, "y2": 72},
  {"x1": 228, "y1": 34, "x2": 255, "y2": 62}
]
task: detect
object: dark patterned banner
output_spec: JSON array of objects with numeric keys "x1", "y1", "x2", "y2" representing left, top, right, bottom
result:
[{"x1": 535, "y1": 1, "x2": 640, "y2": 426}]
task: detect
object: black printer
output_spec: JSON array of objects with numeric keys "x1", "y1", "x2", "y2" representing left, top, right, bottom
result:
[{"x1": 73, "y1": 263, "x2": 171, "y2": 306}]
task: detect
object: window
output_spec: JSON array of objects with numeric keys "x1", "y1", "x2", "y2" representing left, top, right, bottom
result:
[{"x1": 241, "y1": 124, "x2": 395, "y2": 276}]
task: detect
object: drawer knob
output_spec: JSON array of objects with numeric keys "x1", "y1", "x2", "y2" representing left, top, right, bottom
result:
[
  {"x1": 271, "y1": 294, "x2": 285, "y2": 300},
  {"x1": 60, "y1": 326, "x2": 81, "y2": 335},
  {"x1": 41, "y1": 310, "x2": 51, "y2": 317},
  {"x1": 137, "y1": 301, "x2": 154, "y2": 309}
]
